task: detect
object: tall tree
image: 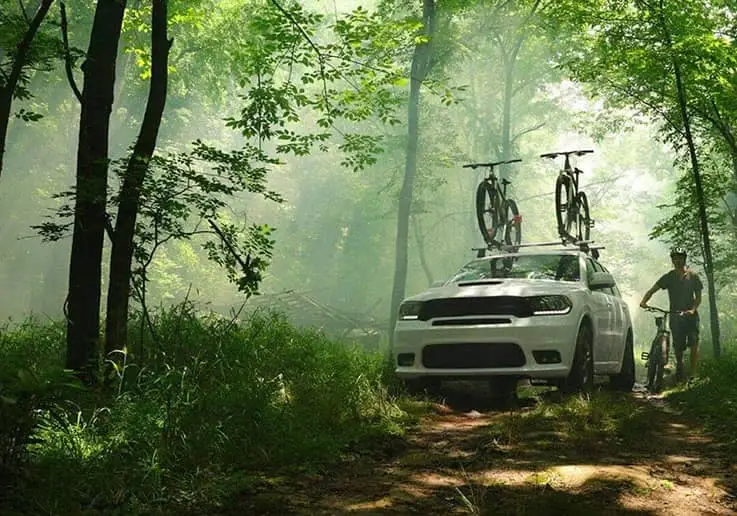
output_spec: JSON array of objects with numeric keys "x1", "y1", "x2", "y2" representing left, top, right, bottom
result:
[
  {"x1": 558, "y1": 0, "x2": 723, "y2": 357},
  {"x1": 496, "y1": 0, "x2": 542, "y2": 165},
  {"x1": 105, "y1": 0, "x2": 172, "y2": 355},
  {"x1": 653, "y1": 0, "x2": 720, "y2": 356},
  {"x1": 389, "y1": 0, "x2": 436, "y2": 341},
  {"x1": 66, "y1": 0, "x2": 127, "y2": 374},
  {"x1": 0, "y1": 0, "x2": 55, "y2": 177}
]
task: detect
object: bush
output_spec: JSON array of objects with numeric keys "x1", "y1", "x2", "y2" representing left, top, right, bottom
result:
[
  {"x1": 667, "y1": 350, "x2": 737, "y2": 452},
  {"x1": 0, "y1": 307, "x2": 407, "y2": 515}
]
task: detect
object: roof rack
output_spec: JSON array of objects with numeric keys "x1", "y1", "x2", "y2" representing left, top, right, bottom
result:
[{"x1": 472, "y1": 239, "x2": 605, "y2": 259}]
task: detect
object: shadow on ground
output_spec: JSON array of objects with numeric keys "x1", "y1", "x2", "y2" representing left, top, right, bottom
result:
[{"x1": 215, "y1": 380, "x2": 737, "y2": 516}]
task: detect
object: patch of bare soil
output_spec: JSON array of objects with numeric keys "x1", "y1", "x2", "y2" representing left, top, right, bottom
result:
[{"x1": 220, "y1": 383, "x2": 737, "y2": 515}]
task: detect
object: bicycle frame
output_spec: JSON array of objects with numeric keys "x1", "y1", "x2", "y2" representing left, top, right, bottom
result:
[
  {"x1": 641, "y1": 306, "x2": 678, "y2": 392},
  {"x1": 641, "y1": 311, "x2": 670, "y2": 362},
  {"x1": 463, "y1": 159, "x2": 521, "y2": 205},
  {"x1": 541, "y1": 150, "x2": 593, "y2": 205},
  {"x1": 541, "y1": 149, "x2": 594, "y2": 244}
]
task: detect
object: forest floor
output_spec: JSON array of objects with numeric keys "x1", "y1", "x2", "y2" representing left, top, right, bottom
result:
[{"x1": 219, "y1": 382, "x2": 737, "y2": 515}]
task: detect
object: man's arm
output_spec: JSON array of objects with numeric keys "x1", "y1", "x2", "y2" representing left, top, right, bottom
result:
[
  {"x1": 684, "y1": 273, "x2": 703, "y2": 315},
  {"x1": 639, "y1": 283, "x2": 660, "y2": 308}
]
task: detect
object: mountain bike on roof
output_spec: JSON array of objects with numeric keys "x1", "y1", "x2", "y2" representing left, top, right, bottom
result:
[
  {"x1": 540, "y1": 149, "x2": 594, "y2": 243},
  {"x1": 463, "y1": 159, "x2": 523, "y2": 251}
]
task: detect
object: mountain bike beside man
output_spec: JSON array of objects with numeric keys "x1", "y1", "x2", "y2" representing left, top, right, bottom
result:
[{"x1": 640, "y1": 247, "x2": 702, "y2": 383}]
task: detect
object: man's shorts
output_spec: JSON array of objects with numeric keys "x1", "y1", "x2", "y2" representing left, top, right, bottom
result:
[{"x1": 670, "y1": 313, "x2": 700, "y2": 353}]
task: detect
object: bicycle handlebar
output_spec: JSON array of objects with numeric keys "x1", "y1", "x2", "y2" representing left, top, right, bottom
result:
[
  {"x1": 463, "y1": 158, "x2": 522, "y2": 169},
  {"x1": 540, "y1": 149, "x2": 594, "y2": 159},
  {"x1": 642, "y1": 306, "x2": 683, "y2": 315}
]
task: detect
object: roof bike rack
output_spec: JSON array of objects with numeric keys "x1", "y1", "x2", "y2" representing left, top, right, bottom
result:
[{"x1": 472, "y1": 239, "x2": 605, "y2": 258}]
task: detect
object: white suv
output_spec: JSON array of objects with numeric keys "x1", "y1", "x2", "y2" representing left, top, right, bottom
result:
[{"x1": 393, "y1": 249, "x2": 635, "y2": 396}]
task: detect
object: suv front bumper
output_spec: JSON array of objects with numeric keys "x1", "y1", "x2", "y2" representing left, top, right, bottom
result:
[{"x1": 393, "y1": 315, "x2": 578, "y2": 379}]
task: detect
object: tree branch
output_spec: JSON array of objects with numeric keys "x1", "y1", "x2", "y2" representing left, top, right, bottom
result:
[
  {"x1": 18, "y1": 0, "x2": 31, "y2": 25},
  {"x1": 5, "y1": 0, "x2": 54, "y2": 98},
  {"x1": 269, "y1": 0, "x2": 329, "y2": 106},
  {"x1": 512, "y1": 122, "x2": 545, "y2": 143},
  {"x1": 207, "y1": 218, "x2": 251, "y2": 272},
  {"x1": 59, "y1": 1, "x2": 82, "y2": 103},
  {"x1": 602, "y1": 77, "x2": 683, "y2": 136}
]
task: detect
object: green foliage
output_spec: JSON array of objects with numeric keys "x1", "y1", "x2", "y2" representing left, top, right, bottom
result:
[
  {"x1": 0, "y1": 319, "x2": 73, "y2": 475},
  {"x1": 488, "y1": 391, "x2": 652, "y2": 452},
  {"x1": 0, "y1": 0, "x2": 67, "y2": 99},
  {"x1": 220, "y1": 3, "x2": 415, "y2": 172},
  {"x1": 651, "y1": 155, "x2": 737, "y2": 278},
  {"x1": 667, "y1": 351, "x2": 737, "y2": 453},
  {"x1": 0, "y1": 309, "x2": 408, "y2": 514}
]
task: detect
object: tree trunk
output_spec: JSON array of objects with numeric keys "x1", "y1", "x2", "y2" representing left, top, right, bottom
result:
[
  {"x1": 0, "y1": 0, "x2": 54, "y2": 178},
  {"x1": 66, "y1": 0, "x2": 128, "y2": 374},
  {"x1": 412, "y1": 216, "x2": 434, "y2": 286},
  {"x1": 659, "y1": 3, "x2": 721, "y2": 357},
  {"x1": 388, "y1": 0, "x2": 436, "y2": 343},
  {"x1": 106, "y1": 0, "x2": 171, "y2": 355},
  {"x1": 501, "y1": 58, "x2": 513, "y2": 162}
]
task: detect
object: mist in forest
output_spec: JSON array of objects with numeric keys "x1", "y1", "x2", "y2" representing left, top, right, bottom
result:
[{"x1": 0, "y1": 0, "x2": 731, "y2": 352}]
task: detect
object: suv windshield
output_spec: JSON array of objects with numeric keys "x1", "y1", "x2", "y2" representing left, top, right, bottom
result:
[{"x1": 448, "y1": 254, "x2": 581, "y2": 283}]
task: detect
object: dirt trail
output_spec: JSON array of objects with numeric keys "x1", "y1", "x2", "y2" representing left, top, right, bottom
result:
[{"x1": 225, "y1": 385, "x2": 737, "y2": 515}]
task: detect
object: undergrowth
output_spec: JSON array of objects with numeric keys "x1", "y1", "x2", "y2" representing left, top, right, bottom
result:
[
  {"x1": 0, "y1": 306, "x2": 409, "y2": 515},
  {"x1": 487, "y1": 391, "x2": 655, "y2": 453},
  {"x1": 667, "y1": 350, "x2": 737, "y2": 453}
]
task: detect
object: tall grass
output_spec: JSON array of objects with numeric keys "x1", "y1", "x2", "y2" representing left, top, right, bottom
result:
[
  {"x1": 0, "y1": 306, "x2": 407, "y2": 515},
  {"x1": 667, "y1": 349, "x2": 737, "y2": 452}
]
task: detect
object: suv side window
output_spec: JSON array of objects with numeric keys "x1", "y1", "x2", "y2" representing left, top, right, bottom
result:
[
  {"x1": 592, "y1": 260, "x2": 615, "y2": 296},
  {"x1": 585, "y1": 258, "x2": 597, "y2": 285},
  {"x1": 599, "y1": 264, "x2": 621, "y2": 297}
]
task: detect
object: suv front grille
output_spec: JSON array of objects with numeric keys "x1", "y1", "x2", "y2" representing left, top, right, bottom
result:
[
  {"x1": 422, "y1": 342, "x2": 526, "y2": 369},
  {"x1": 418, "y1": 296, "x2": 532, "y2": 320}
]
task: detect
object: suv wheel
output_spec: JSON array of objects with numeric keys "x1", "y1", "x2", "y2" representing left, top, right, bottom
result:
[
  {"x1": 559, "y1": 324, "x2": 594, "y2": 395},
  {"x1": 610, "y1": 333, "x2": 635, "y2": 392}
]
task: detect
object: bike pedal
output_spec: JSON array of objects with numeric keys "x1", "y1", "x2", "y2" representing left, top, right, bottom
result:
[
  {"x1": 640, "y1": 352, "x2": 649, "y2": 361},
  {"x1": 588, "y1": 220, "x2": 595, "y2": 228}
]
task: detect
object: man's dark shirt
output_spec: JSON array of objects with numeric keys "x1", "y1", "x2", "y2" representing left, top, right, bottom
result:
[{"x1": 656, "y1": 269, "x2": 703, "y2": 312}]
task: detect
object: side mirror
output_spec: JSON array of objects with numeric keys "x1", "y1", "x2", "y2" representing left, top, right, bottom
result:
[
  {"x1": 589, "y1": 271, "x2": 615, "y2": 290},
  {"x1": 430, "y1": 280, "x2": 445, "y2": 288}
]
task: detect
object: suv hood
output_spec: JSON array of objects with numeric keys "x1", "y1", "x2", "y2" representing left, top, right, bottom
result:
[{"x1": 407, "y1": 279, "x2": 585, "y2": 302}]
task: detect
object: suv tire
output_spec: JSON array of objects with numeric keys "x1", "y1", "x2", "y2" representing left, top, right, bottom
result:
[
  {"x1": 559, "y1": 323, "x2": 594, "y2": 395},
  {"x1": 610, "y1": 333, "x2": 635, "y2": 392}
]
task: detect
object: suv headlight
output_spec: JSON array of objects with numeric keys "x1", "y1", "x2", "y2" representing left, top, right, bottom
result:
[
  {"x1": 398, "y1": 301, "x2": 423, "y2": 320},
  {"x1": 527, "y1": 295, "x2": 572, "y2": 315}
]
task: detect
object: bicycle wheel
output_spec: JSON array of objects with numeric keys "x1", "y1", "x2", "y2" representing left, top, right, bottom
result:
[
  {"x1": 573, "y1": 191, "x2": 591, "y2": 242},
  {"x1": 476, "y1": 182, "x2": 501, "y2": 244},
  {"x1": 647, "y1": 335, "x2": 668, "y2": 393},
  {"x1": 555, "y1": 175, "x2": 573, "y2": 238},
  {"x1": 503, "y1": 199, "x2": 522, "y2": 250}
]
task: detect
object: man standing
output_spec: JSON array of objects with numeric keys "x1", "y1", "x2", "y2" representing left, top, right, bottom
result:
[{"x1": 640, "y1": 247, "x2": 702, "y2": 382}]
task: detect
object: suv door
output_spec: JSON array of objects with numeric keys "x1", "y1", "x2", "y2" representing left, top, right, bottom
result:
[
  {"x1": 585, "y1": 258, "x2": 614, "y2": 369},
  {"x1": 599, "y1": 263, "x2": 629, "y2": 371}
]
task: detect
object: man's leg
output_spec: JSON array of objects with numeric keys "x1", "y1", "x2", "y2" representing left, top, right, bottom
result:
[
  {"x1": 671, "y1": 319, "x2": 686, "y2": 383},
  {"x1": 689, "y1": 341, "x2": 699, "y2": 378},
  {"x1": 687, "y1": 317, "x2": 700, "y2": 379}
]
